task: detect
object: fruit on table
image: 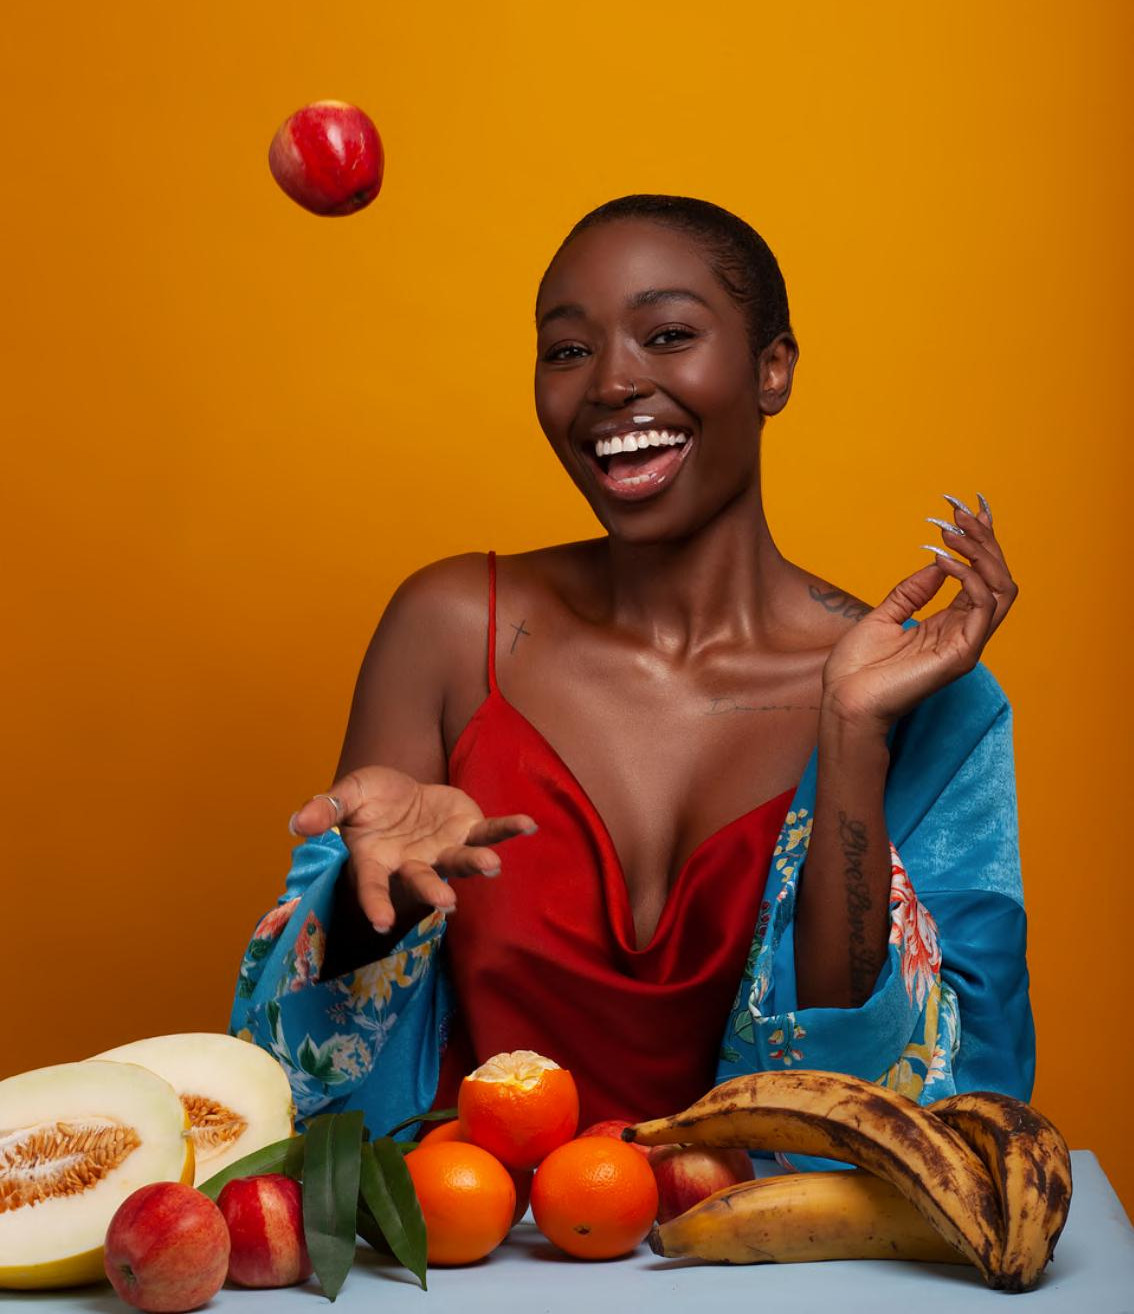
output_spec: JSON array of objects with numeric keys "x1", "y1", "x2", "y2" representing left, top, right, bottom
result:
[
  {"x1": 625, "y1": 1069, "x2": 1004, "y2": 1284},
  {"x1": 578, "y1": 1118, "x2": 651, "y2": 1157},
  {"x1": 268, "y1": 100, "x2": 384, "y2": 215},
  {"x1": 0, "y1": 1060, "x2": 194, "y2": 1290},
  {"x1": 216, "y1": 1173, "x2": 312, "y2": 1288},
  {"x1": 648, "y1": 1170, "x2": 964, "y2": 1265},
  {"x1": 418, "y1": 1120, "x2": 532, "y2": 1225},
  {"x1": 94, "y1": 1033, "x2": 295, "y2": 1185},
  {"x1": 404, "y1": 1142, "x2": 516, "y2": 1265},
  {"x1": 458, "y1": 1049, "x2": 579, "y2": 1170},
  {"x1": 933, "y1": 1090, "x2": 1073, "y2": 1293},
  {"x1": 531, "y1": 1136, "x2": 659, "y2": 1260},
  {"x1": 626, "y1": 1070, "x2": 1073, "y2": 1292},
  {"x1": 648, "y1": 1144, "x2": 755, "y2": 1224},
  {"x1": 104, "y1": 1181, "x2": 229, "y2": 1312}
]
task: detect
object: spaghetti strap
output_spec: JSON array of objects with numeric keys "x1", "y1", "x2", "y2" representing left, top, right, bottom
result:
[{"x1": 486, "y1": 550, "x2": 498, "y2": 694}]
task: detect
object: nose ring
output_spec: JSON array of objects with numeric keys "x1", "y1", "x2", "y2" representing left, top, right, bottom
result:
[{"x1": 623, "y1": 379, "x2": 640, "y2": 400}]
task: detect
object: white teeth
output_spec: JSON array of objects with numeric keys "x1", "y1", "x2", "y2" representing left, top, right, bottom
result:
[{"x1": 591, "y1": 430, "x2": 688, "y2": 458}]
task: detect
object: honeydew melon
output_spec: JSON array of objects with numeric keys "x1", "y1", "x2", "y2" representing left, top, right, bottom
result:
[
  {"x1": 93, "y1": 1033, "x2": 295, "y2": 1185},
  {"x1": 0, "y1": 1059, "x2": 194, "y2": 1289}
]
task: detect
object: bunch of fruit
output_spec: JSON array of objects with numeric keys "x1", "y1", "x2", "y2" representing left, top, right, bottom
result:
[{"x1": 623, "y1": 1069, "x2": 1073, "y2": 1294}]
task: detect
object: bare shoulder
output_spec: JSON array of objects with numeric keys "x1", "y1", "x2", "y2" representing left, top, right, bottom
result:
[{"x1": 781, "y1": 563, "x2": 875, "y2": 648}]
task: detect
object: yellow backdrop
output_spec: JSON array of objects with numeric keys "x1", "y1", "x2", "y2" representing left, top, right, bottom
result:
[{"x1": 4, "y1": 1, "x2": 1131, "y2": 1210}]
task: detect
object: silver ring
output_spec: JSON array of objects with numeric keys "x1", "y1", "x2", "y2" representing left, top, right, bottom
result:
[
  {"x1": 625, "y1": 379, "x2": 639, "y2": 399},
  {"x1": 313, "y1": 792, "x2": 343, "y2": 821}
]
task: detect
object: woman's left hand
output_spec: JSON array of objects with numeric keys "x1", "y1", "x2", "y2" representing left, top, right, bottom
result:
[{"x1": 821, "y1": 494, "x2": 1018, "y2": 734}]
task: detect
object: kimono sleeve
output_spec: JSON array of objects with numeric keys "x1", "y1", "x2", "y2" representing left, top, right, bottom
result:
[
  {"x1": 716, "y1": 664, "x2": 1034, "y2": 1110},
  {"x1": 229, "y1": 829, "x2": 452, "y2": 1135}
]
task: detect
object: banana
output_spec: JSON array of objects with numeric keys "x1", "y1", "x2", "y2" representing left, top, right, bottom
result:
[
  {"x1": 932, "y1": 1090, "x2": 1072, "y2": 1293},
  {"x1": 648, "y1": 1170, "x2": 966, "y2": 1266},
  {"x1": 625, "y1": 1070, "x2": 1004, "y2": 1285}
]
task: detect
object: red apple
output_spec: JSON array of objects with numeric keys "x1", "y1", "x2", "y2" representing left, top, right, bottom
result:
[
  {"x1": 648, "y1": 1145, "x2": 755, "y2": 1224},
  {"x1": 579, "y1": 1118, "x2": 652, "y2": 1157},
  {"x1": 104, "y1": 1181, "x2": 229, "y2": 1313},
  {"x1": 268, "y1": 100, "x2": 384, "y2": 216},
  {"x1": 216, "y1": 1173, "x2": 312, "y2": 1288}
]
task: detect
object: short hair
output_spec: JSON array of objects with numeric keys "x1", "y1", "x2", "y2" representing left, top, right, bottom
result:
[{"x1": 542, "y1": 194, "x2": 793, "y2": 359}]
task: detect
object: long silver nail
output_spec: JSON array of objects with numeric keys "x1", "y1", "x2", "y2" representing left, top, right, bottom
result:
[
  {"x1": 977, "y1": 492, "x2": 993, "y2": 524},
  {"x1": 921, "y1": 544, "x2": 955, "y2": 561},
  {"x1": 287, "y1": 812, "x2": 300, "y2": 837},
  {"x1": 926, "y1": 516, "x2": 965, "y2": 536},
  {"x1": 943, "y1": 493, "x2": 975, "y2": 517}
]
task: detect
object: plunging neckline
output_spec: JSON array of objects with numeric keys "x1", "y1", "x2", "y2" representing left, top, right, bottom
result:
[{"x1": 447, "y1": 684, "x2": 796, "y2": 951}]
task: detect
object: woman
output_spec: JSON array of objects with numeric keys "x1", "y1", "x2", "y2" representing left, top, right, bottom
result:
[{"x1": 232, "y1": 196, "x2": 1032, "y2": 1137}]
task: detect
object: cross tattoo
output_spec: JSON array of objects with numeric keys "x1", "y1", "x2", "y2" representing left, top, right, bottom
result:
[{"x1": 509, "y1": 620, "x2": 533, "y2": 654}]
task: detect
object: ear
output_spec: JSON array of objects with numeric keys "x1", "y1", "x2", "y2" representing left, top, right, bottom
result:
[{"x1": 757, "y1": 333, "x2": 798, "y2": 417}]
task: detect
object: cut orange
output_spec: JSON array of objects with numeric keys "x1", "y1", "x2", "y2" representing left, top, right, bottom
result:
[
  {"x1": 531, "y1": 1136, "x2": 659, "y2": 1260},
  {"x1": 404, "y1": 1142, "x2": 516, "y2": 1265},
  {"x1": 417, "y1": 1119, "x2": 532, "y2": 1224},
  {"x1": 458, "y1": 1050, "x2": 579, "y2": 1171}
]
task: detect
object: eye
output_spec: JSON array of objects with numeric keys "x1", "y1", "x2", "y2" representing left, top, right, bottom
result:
[
  {"x1": 646, "y1": 325, "x2": 696, "y2": 348},
  {"x1": 541, "y1": 341, "x2": 590, "y2": 363}
]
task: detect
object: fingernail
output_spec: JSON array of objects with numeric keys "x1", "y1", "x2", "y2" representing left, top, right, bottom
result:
[
  {"x1": 287, "y1": 812, "x2": 300, "y2": 837},
  {"x1": 977, "y1": 492, "x2": 993, "y2": 523},
  {"x1": 434, "y1": 896, "x2": 457, "y2": 911},
  {"x1": 921, "y1": 544, "x2": 954, "y2": 560},
  {"x1": 942, "y1": 493, "x2": 975, "y2": 517},
  {"x1": 926, "y1": 516, "x2": 965, "y2": 537},
  {"x1": 481, "y1": 865, "x2": 502, "y2": 878},
  {"x1": 371, "y1": 920, "x2": 393, "y2": 934},
  {"x1": 521, "y1": 823, "x2": 539, "y2": 835}
]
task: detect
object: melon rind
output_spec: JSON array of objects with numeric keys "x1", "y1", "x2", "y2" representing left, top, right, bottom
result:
[
  {"x1": 93, "y1": 1032, "x2": 295, "y2": 1185},
  {"x1": 0, "y1": 1059, "x2": 193, "y2": 1289}
]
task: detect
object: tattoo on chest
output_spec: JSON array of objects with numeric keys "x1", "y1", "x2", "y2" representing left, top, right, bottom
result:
[
  {"x1": 809, "y1": 586, "x2": 870, "y2": 623},
  {"x1": 838, "y1": 810, "x2": 881, "y2": 1000},
  {"x1": 706, "y1": 697, "x2": 821, "y2": 715},
  {"x1": 507, "y1": 619, "x2": 532, "y2": 654}
]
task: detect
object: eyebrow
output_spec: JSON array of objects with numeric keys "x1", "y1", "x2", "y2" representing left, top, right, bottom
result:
[{"x1": 537, "y1": 287, "x2": 713, "y2": 332}]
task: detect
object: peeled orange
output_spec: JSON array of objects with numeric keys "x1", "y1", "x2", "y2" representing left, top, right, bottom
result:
[{"x1": 458, "y1": 1050, "x2": 579, "y2": 1170}]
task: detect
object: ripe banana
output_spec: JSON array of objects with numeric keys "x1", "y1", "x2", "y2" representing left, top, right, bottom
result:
[
  {"x1": 625, "y1": 1070, "x2": 1004, "y2": 1285},
  {"x1": 932, "y1": 1090, "x2": 1072, "y2": 1293},
  {"x1": 648, "y1": 1170, "x2": 965, "y2": 1266}
]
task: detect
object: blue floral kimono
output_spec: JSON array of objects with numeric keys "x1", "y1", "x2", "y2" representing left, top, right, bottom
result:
[{"x1": 231, "y1": 661, "x2": 1034, "y2": 1142}]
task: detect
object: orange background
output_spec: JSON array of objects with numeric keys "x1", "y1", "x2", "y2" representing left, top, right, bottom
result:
[{"x1": 4, "y1": 2, "x2": 1131, "y2": 1210}]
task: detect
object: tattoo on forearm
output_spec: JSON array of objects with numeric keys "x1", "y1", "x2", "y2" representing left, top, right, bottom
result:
[
  {"x1": 706, "y1": 697, "x2": 821, "y2": 715},
  {"x1": 810, "y1": 586, "x2": 870, "y2": 623},
  {"x1": 839, "y1": 810, "x2": 881, "y2": 1000},
  {"x1": 508, "y1": 620, "x2": 532, "y2": 654}
]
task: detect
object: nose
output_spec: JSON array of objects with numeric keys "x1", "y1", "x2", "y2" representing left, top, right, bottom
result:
[{"x1": 585, "y1": 344, "x2": 655, "y2": 409}]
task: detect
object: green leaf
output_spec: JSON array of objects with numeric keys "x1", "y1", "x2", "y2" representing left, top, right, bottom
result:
[
  {"x1": 384, "y1": 1106, "x2": 457, "y2": 1139},
  {"x1": 302, "y1": 1111, "x2": 365, "y2": 1301},
  {"x1": 197, "y1": 1134, "x2": 305, "y2": 1200},
  {"x1": 358, "y1": 1137, "x2": 428, "y2": 1290},
  {"x1": 356, "y1": 1201, "x2": 392, "y2": 1254}
]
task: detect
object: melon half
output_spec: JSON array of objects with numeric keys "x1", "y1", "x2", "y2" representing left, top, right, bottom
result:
[
  {"x1": 0, "y1": 1060, "x2": 194, "y2": 1289},
  {"x1": 94, "y1": 1033, "x2": 295, "y2": 1185}
]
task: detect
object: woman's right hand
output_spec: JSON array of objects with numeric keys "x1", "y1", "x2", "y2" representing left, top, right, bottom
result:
[{"x1": 289, "y1": 766, "x2": 537, "y2": 934}]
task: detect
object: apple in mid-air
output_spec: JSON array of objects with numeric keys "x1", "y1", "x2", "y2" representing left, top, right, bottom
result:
[{"x1": 268, "y1": 100, "x2": 384, "y2": 216}]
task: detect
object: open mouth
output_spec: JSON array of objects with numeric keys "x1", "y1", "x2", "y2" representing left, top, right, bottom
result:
[{"x1": 583, "y1": 427, "x2": 694, "y2": 497}]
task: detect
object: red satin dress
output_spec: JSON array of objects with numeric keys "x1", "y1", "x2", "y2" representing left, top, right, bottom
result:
[{"x1": 436, "y1": 552, "x2": 794, "y2": 1127}]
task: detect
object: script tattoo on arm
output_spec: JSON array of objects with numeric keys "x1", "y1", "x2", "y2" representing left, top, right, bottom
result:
[
  {"x1": 810, "y1": 586, "x2": 870, "y2": 623},
  {"x1": 508, "y1": 620, "x2": 532, "y2": 655},
  {"x1": 839, "y1": 810, "x2": 881, "y2": 1002}
]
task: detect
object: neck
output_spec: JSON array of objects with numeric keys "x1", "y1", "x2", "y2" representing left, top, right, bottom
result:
[{"x1": 598, "y1": 473, "x2": 794, "y2": 660}]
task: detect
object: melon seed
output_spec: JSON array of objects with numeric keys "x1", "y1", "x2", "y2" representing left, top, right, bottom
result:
[
  {"x1": 181, "y1": 1094, "x2": 247, "y2": 1158},
  {"x1": 0, "y1": 1118, "x2": 141, "y2": 1213}
]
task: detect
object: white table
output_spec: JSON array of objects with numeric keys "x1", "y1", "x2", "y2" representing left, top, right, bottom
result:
[{"x1": 7, "y1": 1152, "x2": 1132, "y2": 1313}]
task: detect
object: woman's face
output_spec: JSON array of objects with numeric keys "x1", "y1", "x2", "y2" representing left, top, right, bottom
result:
[{"x1": 534, "y1": 218, "x2": 794, "y2": 543}]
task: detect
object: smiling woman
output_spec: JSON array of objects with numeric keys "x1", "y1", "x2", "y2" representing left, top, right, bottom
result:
[{"x1": 230, "y1": 196, "x2": 1032, "y2": 1139}]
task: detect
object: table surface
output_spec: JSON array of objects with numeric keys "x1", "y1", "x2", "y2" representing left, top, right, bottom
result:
[{"x1": 6, "y1": 1151, "x2": 1132, "y2": 1314}]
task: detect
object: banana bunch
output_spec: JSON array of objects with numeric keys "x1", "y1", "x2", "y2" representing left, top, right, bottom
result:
[{"x1": 627, "y1": 1070, "x2": 1072, "y2": 1292}]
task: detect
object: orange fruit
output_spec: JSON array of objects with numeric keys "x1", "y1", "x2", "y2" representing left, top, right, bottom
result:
[
  {"x1": 531, "y1": 1136, "x2": 660, "y2": 1260},
  {"x1": 458, "y1": 1050, "x2": 579, "y2": 1170},
  {"x1": 418, "y1": 1118, "x2": 465, "y2": 1148},
  {"x1": 417, "y1": 1119, "x2": 532, "y2": 1225},
  {"x1": 404, "y1": 1142, "x2": 516, "y2": 1265}
]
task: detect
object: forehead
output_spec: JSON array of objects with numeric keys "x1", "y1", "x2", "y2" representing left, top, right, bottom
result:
[{"x1": 537, "y1": 219, "x2": 723, "y2": 318}]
